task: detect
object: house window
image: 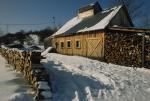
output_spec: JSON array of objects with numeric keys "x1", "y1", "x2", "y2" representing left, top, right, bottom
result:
[
  {"x1": 67, "y1": 40, "x2": 71, "y2": 48},
  {"x1": 76, "y1": 40, "x2": 81, "y2": 48},
  {"x1": 55, "y1": 42, "x2": 58, "y2": 49},
  {"x1": 60, "y1": 42, "x2": 64, "y2": 48}
]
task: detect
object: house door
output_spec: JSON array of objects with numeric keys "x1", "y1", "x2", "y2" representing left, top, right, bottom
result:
[{"x1": 86, "y1": 37, "x2": 104, "y2": 59}]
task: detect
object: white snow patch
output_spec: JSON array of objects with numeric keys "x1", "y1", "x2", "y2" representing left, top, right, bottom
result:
[
  {"x1": 29, "y1": 34, "x2": 40, "y2": 45},
  {"x1": 8, "y1": 93, "x2": 33, "y2": 101},
  {"x1": 72, "y1": 91, "x2": 79, "y2": 101},
  {"x1": 78, "y1": 5, "x2": 122, "y2": 32},
  {"x1": 146, "y1": 88, "x2": 150, "y2": 92},
  {"x1": 41, "y1": 91, "x2": 52, "y2": 98},
  {"x1": 41, "y1": 53, "x2": 150, "y2": 101},
  {"x1": 85, "y1": 87, "x2": 94, "y2": 101},
  {"x1": 0, "y1": 55, "x2": 33, "y2": 101},
  {"x1": 41, "y1": 47, "x2": 53, "y2": 57},
  {"x1": 52, "y1": 17, "x2": 82, "y2": 36},
  {"x1": 38, "y1": 83, "x2": 51, "y2": 90}
]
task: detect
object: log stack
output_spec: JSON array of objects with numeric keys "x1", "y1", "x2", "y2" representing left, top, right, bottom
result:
[
  {"x1": 104, "y1": 32, "x2": 143, "y2": 67},
  {"x1": 144, "y1": 34, "x2": 150, "y2": 68},
  {"x1": 145, "y1": 44, "x2": 150, "y2": 68},
  {"x1": 0, "y1": 47, "x2": 52, "y2": 100}
]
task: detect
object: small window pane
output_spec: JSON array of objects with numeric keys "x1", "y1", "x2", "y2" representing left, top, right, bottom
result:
[
  {"x1": 61, "y1": 42, "x2": 64, "y2": 48},
  {"x1": 76, "y1": 41, "x2": 81, "y2": 48},
  {"x1": 67, "y1": 41, "x2": 71, "y2": 48}
]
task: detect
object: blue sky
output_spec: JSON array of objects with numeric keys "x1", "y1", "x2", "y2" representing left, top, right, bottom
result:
[{"x1": 0, "y1": 0, "x2": 149, "y2": 33}]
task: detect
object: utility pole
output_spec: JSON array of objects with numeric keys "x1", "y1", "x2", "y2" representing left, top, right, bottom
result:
[
  {"x1": 49, "y1": 16, "x2": 56, "y2": 29},
  {"x1": 52, "y1": 16, "x2": 56, "y2": 27},
  {"x1": 6, "y1": 24, "x2": 9, "y2": 34}
]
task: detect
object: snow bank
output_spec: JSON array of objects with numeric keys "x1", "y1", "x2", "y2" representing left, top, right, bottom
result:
[
  {"x1": 29, "y1": 34, "x2": 40, "y2": 45},
  {"x1": 0, "y1": 55, "x2": 33, "y2": 101},
  {"x1": 8, "y1": 93, "x2": 33, "y2": 101},
  {"x1": 41, "y1": 53, "x2": 150, "y2": 101},
  {"x1": 41, "y1": 47, "x2": 53, "y2": 56},
  {"x1": 38, "y1": 82, "x2": 51, "y2": 90}
]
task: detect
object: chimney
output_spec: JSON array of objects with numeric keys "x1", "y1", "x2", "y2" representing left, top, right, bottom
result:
[{"x1": 78, "y1": 1, "x2": 102, "y2": 19}]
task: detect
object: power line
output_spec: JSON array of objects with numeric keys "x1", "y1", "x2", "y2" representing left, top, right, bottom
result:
[
  {"x1": 0, "y1": 22, "x2": 51, "y2": 34},
  {"x1": 49, "y1": 16, "x2": 56, "y2": 28},
  {"x1": 0, "y1": 22, "x2": 50, "y2": 26},
  {"x1": 0, "y1": 17, "x2": 56, "y2": 33}
]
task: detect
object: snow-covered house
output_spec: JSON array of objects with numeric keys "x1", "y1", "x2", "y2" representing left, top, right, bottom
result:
[
  {"x1": 48, "y1": 2, "x2": 150, "y2": 67},
  {"x1": 51, "y1": 2, "x2": 133, "y2": 57}
]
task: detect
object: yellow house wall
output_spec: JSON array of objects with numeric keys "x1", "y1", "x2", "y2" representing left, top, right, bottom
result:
[{"x1": 52, "y1": 31, "x2": 105, "y2": 59}]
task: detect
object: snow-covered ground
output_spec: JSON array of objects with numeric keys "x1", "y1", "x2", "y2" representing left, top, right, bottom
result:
[
  {"x1": 41, "y1": 53, "x2": 150, "y2": 101},
  {"x1": 0, "y1": 55, "x2": 34, "y2": 101}
]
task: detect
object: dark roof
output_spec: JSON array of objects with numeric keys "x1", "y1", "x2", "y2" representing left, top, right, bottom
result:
[
  {"x1": 78, "y1": 1, "x2": 102, "y2": 13},
  {"x1": 53, "y1": 5, "x2": 134, "y2": 37},
  {"x1": 6, "y1": 44, "x2": 24, "y2": 49},
  {"x1": 64, "y1": 9, "x2": 113, "y2": 34},
  {"x1": 29, "y1": 45, "x2": 42, "y2": 50},
  {"x1": 52, "y1": 5, "x2": 123, "y2": 36}
]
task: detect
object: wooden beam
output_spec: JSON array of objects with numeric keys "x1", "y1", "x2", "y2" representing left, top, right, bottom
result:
[{"x1": 108, "y1": 27, "x2": 150, "y2": 33}]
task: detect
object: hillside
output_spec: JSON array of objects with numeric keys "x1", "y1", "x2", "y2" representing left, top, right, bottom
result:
[{"x1": 0, "y1": 27, "x2": 56, "y2": 45}]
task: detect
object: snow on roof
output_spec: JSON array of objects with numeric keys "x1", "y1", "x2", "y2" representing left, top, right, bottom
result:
[
  {"x1": 41, "y1": 47, "x2": 54, "y2": 56},
  {"x1": 52, "y1": 5, "x2": 122, "y2": 36},
  {"x1": 52, "y1": 17, "x2": 82, "y2": 36},
  {"x1": 78, "y1": 5, "x2": 122, "y2": 32}
]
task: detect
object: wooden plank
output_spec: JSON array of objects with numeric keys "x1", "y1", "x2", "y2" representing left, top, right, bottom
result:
[
  {"x1": 52, "y1": 31, "x2": 104, "y2": 58},
  {"x1": 86, "y1": 35, "x2": 104, "y2": 58}
]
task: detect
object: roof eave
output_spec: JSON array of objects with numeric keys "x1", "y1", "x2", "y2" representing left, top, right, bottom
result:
[
  {"x1": 53, "y1": 29, "x2": 105, "y2": 38},
  {"x1": 107, "y1": 27, "x2": 150, "y2": 33}
]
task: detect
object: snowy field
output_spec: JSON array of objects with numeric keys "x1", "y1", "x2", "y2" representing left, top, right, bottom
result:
[
  {"x1": 0, "y1": 55, "x2": 33, "y2": 101},
  {"x1": 41, "y1": 53, "x2": 150, "y2": 101}
]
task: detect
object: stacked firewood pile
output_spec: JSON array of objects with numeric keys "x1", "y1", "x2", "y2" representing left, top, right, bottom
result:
[
  {"x1": 144, "y1": 34, "x2": 150, "y2": 68},
  {"x1": 104, "y1": 32, "x2": 143, "y2": 67},
  {"x1": 145, "y1": 45, "x2": 150, "y2": 68},
  {"x1": 0, "y1": 47, "x2": 52, "y2": 100}
]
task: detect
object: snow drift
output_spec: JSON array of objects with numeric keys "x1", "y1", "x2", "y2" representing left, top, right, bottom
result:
[
  {"x1": 41, "y1": 53, "x2": 150, "y2": 101},
  {"x1": 0, "y1": 55, "x2": 33, "y2": 101}
]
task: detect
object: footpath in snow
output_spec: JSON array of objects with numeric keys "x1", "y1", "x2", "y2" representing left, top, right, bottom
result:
[
  {"x1": 0, "y1": 55, "x2": 33, "y2": 101},
  {"x1": 41, "y1": 53, "x2": 150, "y2": 101}
]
